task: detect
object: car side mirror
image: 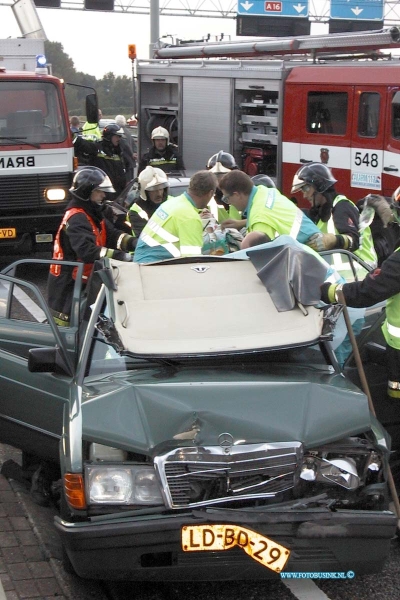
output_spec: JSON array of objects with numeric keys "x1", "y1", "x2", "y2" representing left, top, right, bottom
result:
[{"x1": 28, "y1": 347, "x2": 72, "y2": 376}]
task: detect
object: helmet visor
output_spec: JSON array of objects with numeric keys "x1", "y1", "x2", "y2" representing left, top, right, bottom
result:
[
  {"x1": 95, "y1": 174, "x2": 115, "y2": 194},
  {"x1": 291, "y1": 174, "x2": 307, "y2": 194},
  {"x1": 146, "y1": 181, "x2": 169, "y2": 192}
]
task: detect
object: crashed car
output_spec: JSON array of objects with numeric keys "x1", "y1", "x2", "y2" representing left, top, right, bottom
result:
[{"x1": 0, "y1": 243, "x2": 397, "y2": 581}]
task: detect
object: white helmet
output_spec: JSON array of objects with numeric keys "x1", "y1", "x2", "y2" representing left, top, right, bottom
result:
[
  {"x1": 138, "y1": 166, "x2": 169, "y2": 201},
  {"x1": 151, "y1": 126, "x2": 169, "y2": 144}
]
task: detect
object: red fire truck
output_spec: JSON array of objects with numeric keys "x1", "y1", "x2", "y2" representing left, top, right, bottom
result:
[
  {"x1": 135, "y1": 27, "x2": 400, "y2": 206},
  {"x1": 0, "y1": 39, "x2": 97, "y2": 255}
]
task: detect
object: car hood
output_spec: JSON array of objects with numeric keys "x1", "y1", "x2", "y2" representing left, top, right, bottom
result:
[{"x1": 81, "y1": 364, "x2": 372, "y2": 453}]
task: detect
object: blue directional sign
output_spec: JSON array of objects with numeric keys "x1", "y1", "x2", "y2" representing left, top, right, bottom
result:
[
  {"x1": 237, "y1": 0, "x2": 309, "y2": 18},
  {"x1": 330, "y1": 0, "x2": 384, "y2": 21}
]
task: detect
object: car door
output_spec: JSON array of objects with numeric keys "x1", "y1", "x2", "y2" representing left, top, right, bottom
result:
[{"x1": 0, "y1": 261, "x2": 77, "y2": 462}]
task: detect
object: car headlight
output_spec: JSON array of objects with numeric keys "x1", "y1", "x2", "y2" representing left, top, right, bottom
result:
[
  {"x1": 86, "y1": 465, "x2": 164, "y2": 505},
  {"x1": 300, "y1": 455, "x2": 361, "y2": 490}
]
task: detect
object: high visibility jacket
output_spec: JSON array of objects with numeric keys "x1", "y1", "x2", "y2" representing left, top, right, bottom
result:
[
  {"x1": 246, "y1": 185, "x2": 320, "y2": 243},
  {"x1": 382, "y1": 248, "x2": 400, "y2": 350},
  {"x1": 50, "y1": 208, "x2": 106, "y2": 281},
  {"x1": 318, "y1": 195, "x2": 377, "y2": 267},
  {"x1": 134, "y1": 192, "x2": 203, "y2": 263},
  {"x1": 81, "y1": 121, "x2": 101, "y2": 141}
]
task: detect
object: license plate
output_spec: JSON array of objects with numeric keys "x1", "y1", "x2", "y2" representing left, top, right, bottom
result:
[
  {"x1": 0, "y1": 228, "x2": 16, "y2": 239},
  {"x1": 182, "y1": 524, "x2": 290, "y2": 573}
]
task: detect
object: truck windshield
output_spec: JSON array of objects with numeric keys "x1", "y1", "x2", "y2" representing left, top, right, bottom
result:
[{"x1": 0, "y1": 80, "x2": 66, "y2": 145}]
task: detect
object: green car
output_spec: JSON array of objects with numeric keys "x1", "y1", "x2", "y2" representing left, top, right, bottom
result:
[{"x1": 0, "y1": 240, "x2": 397, "y2": 581}]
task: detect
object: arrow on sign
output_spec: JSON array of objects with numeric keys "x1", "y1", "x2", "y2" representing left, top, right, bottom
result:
[
  {"x1": 240, "y1": 1, "x2": 253, "y2": 9},
  {"x1": 293, "y1": 3, "x2": 305, "y2": 12},
  {"x1": 351, "y1": 6, "x2": 364, "y2": 15}
]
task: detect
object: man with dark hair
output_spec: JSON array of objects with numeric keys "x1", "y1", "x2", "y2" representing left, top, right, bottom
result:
[
  {"x1": 219, "y1": 170, "x2": 321, "y2": 247},
  {"x1": 134, "y1": 170, "x2": 217, "y2": 263}
]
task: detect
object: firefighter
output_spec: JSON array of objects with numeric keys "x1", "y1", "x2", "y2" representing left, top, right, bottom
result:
[
  {"x1": 218, "y1": 170, "x2": 322, "y2": 246},
  {"x1": 47, "y1": 167, "x2": 136, "y2": 327},
  {"x1": 291, "y1": 162, "x2": 377, "y2": 267},
  {"x1": 81, "y1": 109, "x2": 102, "y2": 141},
  {"x1": 74, "y1": 124, "x2": 127, "y2": 196},
  {"x1": 205, "y1": 150, "x2": 244, "y2": 226},
  {"x1": 134, "y1": 170, "x2": 217, "y2": 263},
  {"x1": 128, "y1": 166, "x2": 170, "y2": 238},
  {"x1": 320, "y1": 208, "x2": 400, "y2": 398},
  {"x1": 138, "y1": 126, "x2": 185, "y2": 175},
  {"x1": 358, "y1": 191, "x2": 400, "y2": 266}
]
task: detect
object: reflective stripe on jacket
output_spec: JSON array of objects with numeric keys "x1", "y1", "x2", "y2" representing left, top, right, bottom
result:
[
  {"x1": 318, "y1": 195, "x2": 377, "y2": 267},
  {"x1": 383, "y1": 248, "x2": 400, "y2": 350},
  {"x1": 50, "y1": 208, "x2": 107, "y2": 281},
  {"x1": 134, "y1": 192, "x2": 203, "y2": 263}
]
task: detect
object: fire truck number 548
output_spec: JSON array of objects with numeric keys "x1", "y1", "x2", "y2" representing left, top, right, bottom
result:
[{"x1": 354, "y1": 152, "x2": 379, "y2": 168}]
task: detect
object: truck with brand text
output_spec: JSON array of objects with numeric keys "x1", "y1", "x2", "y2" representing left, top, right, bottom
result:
[
  {"x1": 135, "y1": 27, "x2": 400, "y2": 206},
  {"x1": 0, "y1": 38, "x2": 97, "y2": 255}
]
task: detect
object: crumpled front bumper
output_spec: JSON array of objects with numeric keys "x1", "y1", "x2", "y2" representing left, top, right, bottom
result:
[{"x1": 54, "y1": 506, "x2": 397, "y2": 581}]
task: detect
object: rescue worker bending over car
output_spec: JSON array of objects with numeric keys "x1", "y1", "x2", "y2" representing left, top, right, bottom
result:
[
  {"x1": 138, "y1": 126, "x2": 185, "y2": 175},
  {"x1": 291, "y1": 162, "x2": 377, "y2": 267},
  {"x1": 134, "y1": 170, "x2": 217, "y2": 263},
  {"x1": 218, "y1": 170, "x2": 322, "y2": 247},
  {"x1": 128, "y1": 166, "x2": 170, "y2": 238},
  {"x1": 47, "y1": 167, "x2": 136, "y2": 327}
]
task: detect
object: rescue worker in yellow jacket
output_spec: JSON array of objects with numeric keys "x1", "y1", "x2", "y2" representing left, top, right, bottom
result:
[
  {"x1": 47, "y1": 167, "x2": 136, "y2": 326},
  {"x1": 291, "y1": 162, "x2": 377, "y2": 267},
  {"x1": 134, "y1": 171, "x2": 217, "y2": 263},
  {"x1": 218, "y1": 170, "x2": 322, "y2": 246}
]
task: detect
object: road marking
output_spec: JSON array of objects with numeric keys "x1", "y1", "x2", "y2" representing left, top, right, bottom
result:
[
  {"x1": 282, "y1": 580, "x2": 332, "y2": 600},
  {"x1": 0, "y1": 281, "x2": 46, "y2": 323}
]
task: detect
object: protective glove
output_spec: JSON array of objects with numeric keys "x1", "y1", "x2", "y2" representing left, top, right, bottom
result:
[
  {"x1": 307, "y1": 232, "x2": 337, "y2": 252},
  {"x1": 363, "y1": 194, "x2": 394, "y2": 228},
  {"x1": 113, "y1": 250, "x2": 133, "y2": 262},
  {"x1": 100, "y1": 248, "x2": 133, "y2": 262},
  {"x1": 320, "y1": 282, "x2": 339, "y2": 304}
]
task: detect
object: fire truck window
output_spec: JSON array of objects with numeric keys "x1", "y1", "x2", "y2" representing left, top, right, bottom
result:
[
  {"x1": 358, "y1": 93, "x2": 380, "y2": 138},
  {"x1": 392, "y1": 92, "x2": 400, "y2": 139},
  {"x1": 306, "y1": 92, "x2": 347, "y2": 135}
]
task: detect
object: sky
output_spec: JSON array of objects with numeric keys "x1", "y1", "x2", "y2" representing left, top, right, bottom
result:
[
  {"x1": 0, "y1": 4, "x2": 241, "y2": 78},
  {"x1": 0, "y1": 3, "x2": 328, "y2": 79}
]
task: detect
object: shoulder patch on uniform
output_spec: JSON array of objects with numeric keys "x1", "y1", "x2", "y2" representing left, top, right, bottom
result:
[
  {"x1": 264, "y1": 189, "x2": 275, "y2": 209},
  {"x1": 157, "y1": 208, "x2": 168, "y2": 220}
]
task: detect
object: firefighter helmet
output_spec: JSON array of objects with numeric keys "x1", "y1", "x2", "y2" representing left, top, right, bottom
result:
[
  {"x1": 251, "y1": 174, "x2": 276, "y2": 188},
  {"x1": 291, "y1": 162, "x2": 337, "y2": 194},
  {"x1": 138, "y1": 166, "x2": 169, "y2": 201},
  {"x1": 151, "y1": 126, "x2": 169, "y2": 143},
  {"x1": 70, "y1": 167, "x2": 115, "y2": 201},
  {"x1": 102, "y1": 123, "x2": 123, "y2": 141},
  {"x1": 207, "y1": 151, "x2": 238, "y2": 174},
  {"x1": 393, "y1": 186, "x2": 400, "y2": 205}
]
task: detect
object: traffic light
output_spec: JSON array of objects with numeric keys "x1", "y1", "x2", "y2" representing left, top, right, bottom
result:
[
  {"x1": 84, "y1": 0, "x2": 114, "y2": 10},
  {"x1": 34, "y1": 0, "x2": 61, "y2": 7}
]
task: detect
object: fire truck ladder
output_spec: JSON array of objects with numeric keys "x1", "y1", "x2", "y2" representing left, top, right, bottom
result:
[{"x1": 154, "y1": 27, "x2": 400, "y2": 60}]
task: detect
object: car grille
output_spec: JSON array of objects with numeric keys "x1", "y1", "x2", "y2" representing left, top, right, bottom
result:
[
  {"x1": 0, "y1": 173, "x2": 71, "y2": 212},
  {"x1": 156, "y1": 442, "x2": 303, "y2": 509}
]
